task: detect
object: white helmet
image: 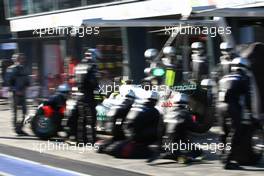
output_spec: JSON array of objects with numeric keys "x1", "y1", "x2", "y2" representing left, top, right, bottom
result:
[
  {"x1": 144, "y1": 49, "x2": 158, "y2": 60},
  {"x1": 231, "y1": 57, "x2": 250, "y2": 71},
  {"x1": 172, "y1": 92, "x2": 189, "y2": 104},
  {"x1": 163, "y1": 46, "x2": 176, "y2": 57},
  {"x1": 200, "y1": 79, "x2": 216, "y2": 87},
  {"x1": 220, "y1": 42, "x2": 233, "y2": 51},
  {"x1": 119, "y1": 85, "x2": 136, "y2": 99},
  {"x1": 145, "y1": 90, "x2": 159, "y2": 101},
  {"x1": 191, "y1": 42, "x2": 204, "y2": 50},
  {"x1": 144, "y1": 67, "x2": 152, "y2": 75}
]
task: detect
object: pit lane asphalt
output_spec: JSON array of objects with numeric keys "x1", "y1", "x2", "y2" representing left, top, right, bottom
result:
[
  {"x1": 0, "y1": 100, "x2": 264, "y2": 176},
  {"x1": 0, "y1": 101, "x2": 145, "y2": 176},
  {"x1": 0, "y1": 144, "x2": 145, "y2": 176}
]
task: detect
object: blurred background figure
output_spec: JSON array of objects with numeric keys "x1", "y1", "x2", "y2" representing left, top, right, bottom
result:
[
  {"x1": 67, "y1": 56, "x2": 79, "y2": 87},
  {"x1": 26, "y1": 65, "x2": 41, "y2": 105},
  {"x1": 1, "y1": 58, "x2": 14, "y2": 87},
  {"x1": 0, "y1": 58, "x2": 14, "y2": 98},
  {"x1": 5, "y1": 53, "x2": 30, "y2": 135}
]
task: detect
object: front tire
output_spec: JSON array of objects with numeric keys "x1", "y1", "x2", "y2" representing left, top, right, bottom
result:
[
  {"x1": 31, "y1": 110, "x2": 60, "y2": 140},
  {"x1": 189, "y1": 87, "x2": 215, "y2": 133}
]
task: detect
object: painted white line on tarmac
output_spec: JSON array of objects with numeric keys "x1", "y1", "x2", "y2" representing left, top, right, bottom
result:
[
  {"x1": 0, "y1": 171, "x2": 15, "y2": 176},
  {"x1": 0, "y1": 153, "x2": 91, "y2": 176}
]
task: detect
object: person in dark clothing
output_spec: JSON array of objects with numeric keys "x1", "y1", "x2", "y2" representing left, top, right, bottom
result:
[
  {"x1": 217, "y1": 57, "x2": 260, "y2": 169},
  {"x1": 162, "y1": 46, "x2": 183, "y2": 86},
  {"x1": 6, "y1": 53, "x2": 30, "y2": 135},
  {"x1": 96, "y1": 87, "x2": 135, "y2": 153},
  {"x1": 163, "y1": 93, "x2": 202, "y2": 157},
  {"x1": 240, "y1": 42, "x2": 264, "y2": 116},
  {"x1": 75, "y1": 49, "x2": 99, "y2": 144},
  {"x1": 148, "y1": 92, "x2": 202, "y2": 163},
  {"x1": 191, "y1": 42, "x2": 208, "y2": 82},
  {"x1": 125, "y1": 91, "x2": 161, "y2": 145},
  {"x1": 47, "y1": 83, "x2": 70, "y2": 111},
  {"x1": 215, "y1": 42, "x2": 238, "y2": 80},
  {"x1": 109, "y1": 91, "x2": 161, "y2": 158}
]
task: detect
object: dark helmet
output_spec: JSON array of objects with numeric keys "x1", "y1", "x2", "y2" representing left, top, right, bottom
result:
[
  {"x1": 83, "y1": 48, "x2": 97, "y2": 63},
  {"x1": 144, "y1": 48, "x2": 158, "y2": 60}
]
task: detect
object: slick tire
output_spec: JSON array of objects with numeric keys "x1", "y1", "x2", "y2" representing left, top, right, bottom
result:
[
  {"x1": 189, "y1": 88, "x2": 214, "y2": 133},
  {"x1": 31, "y1": 113, "x2": 60, "y2": 140}
]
